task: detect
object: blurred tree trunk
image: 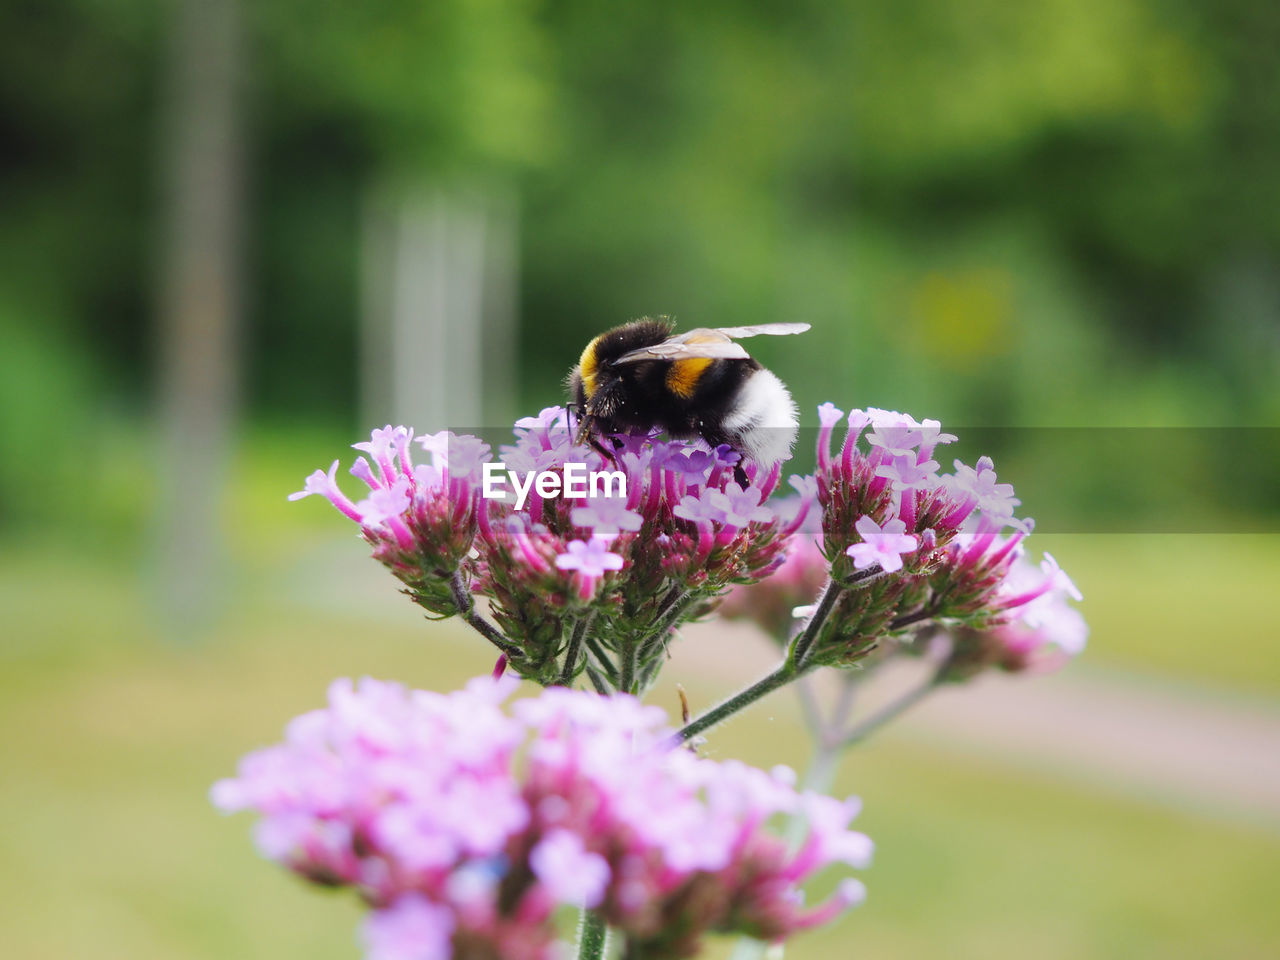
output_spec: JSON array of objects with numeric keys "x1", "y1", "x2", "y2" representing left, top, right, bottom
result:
[
  {"x1": 153, "y1": 0, "x2": 244, "y2": 637},
  {"x1": 361, "y1": 185, "x2": 519, "y2": 435}
]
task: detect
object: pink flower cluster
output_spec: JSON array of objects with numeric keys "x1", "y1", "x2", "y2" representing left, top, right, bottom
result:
[
  {"x1": 742, "y1": 405, "x2": 1087, "y2": 670},
  {"x1": 474, "y1": 410, "x2": 813, "y2": 687},
  {"x1": 814, "y1": 403, "x2": 975, "y2": 573},
  {"x1": 481, "y1": 407, "x2": 806, "y2": 591},
  {"x1": 935, "y1": 553, "x2": 1088, "y2": 678},
  {"x1": 290, "y1": 404, "x2": 1085, "y2": 683},
  {"x1": 293, "y1": 411, "x2": 812, "y2": 687},
  {"x1": 212, "y1": 676, "x2": 871, "y2": 960},
  {"x1": 290, "y1": 426, "x2": 490, "y2": 616}
]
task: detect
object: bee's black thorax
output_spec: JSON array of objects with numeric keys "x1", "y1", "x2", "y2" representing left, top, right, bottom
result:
[
  {"x1": 585, "y1": 319, "x2": 675, "y2": 372},
  {"x1": 569, "y1": 318, "x2": 763, "y2": 444}
]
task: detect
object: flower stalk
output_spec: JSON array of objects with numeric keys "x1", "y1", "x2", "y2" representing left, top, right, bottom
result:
[
  {"x1": 837, "y1": 672, "x2": 944, "y2": 749},
  {"x1": 449, "y1": 569, "x2": 520, "y2": 658},
  {"x1": 215, "y1": 677, "x2": 872, "y2": 960},
  {"x1": 575, "y1": 909, "x2": 609, "y2": 960},
  {"x1": 786, "y1": 577, "x2": 846, "y2": 668},
  {"x1": 558, "y1": 612, "x2": 596, "y2": 686},
  {"x1": 675, "y1": 659, "x2": 807, "y2": 743}
]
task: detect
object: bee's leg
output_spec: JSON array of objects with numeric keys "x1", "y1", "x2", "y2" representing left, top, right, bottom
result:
[
  {"x1": 579, "y1": 422, "x2": 618, "y2": 465},
  {"x1": 702, "y1": 427, "x2": 751, "y2": 488},
  {"x1": 570, "y1": 408, "x2": 622, "y2": 466},
  {"x1": 589, "y1": 435, "x2": 620, "y2": 466}
]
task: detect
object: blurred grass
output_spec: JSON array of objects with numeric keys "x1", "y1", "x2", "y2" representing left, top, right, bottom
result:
[
  {"x1": 1, "y1": 434, "x2": 1277, "y2": 959},
  {"x1": 709, "y1": 721, "x2": 1280, "y2": 960},
  {"x1": 1030, "y1": 533, "x2": 1280, "y2": 698}
]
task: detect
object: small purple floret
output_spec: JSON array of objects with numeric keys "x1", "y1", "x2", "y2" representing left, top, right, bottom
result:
[{"x1": 845, "y1": 515, "x2": 919, "y2": 573}]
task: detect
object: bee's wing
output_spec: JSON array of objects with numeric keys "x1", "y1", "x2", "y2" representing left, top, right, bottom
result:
[
  {"x1": 613, "y1": 337, "x2": 750, "y2": 364},
  {"x1": 705, "y1": 322, "x2": 811, "y2": 338},
  {"x1": 611, "y1": 323, "x2": 809, "y2": 365}
]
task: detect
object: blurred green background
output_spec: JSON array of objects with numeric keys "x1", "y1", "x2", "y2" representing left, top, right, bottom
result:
[{"x1": 2, "y1": 1, "x2": 1277, "y2": 958}]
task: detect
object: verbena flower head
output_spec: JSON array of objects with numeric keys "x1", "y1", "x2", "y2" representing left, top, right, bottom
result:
[
  {"x1": 212, "y1": 676, "x2": 872, "y2": 960},
  {"x1": 290, "y1": 425, "x2": 489, "y2": 617},
  {"x1": 934, "y1": 552, "x2": 1088, "y2": 679},
  {"x1": 793, "y1": 404, "x2": 1084, "y2": 670},
  {"x1": 290, "y1": 403, "x2": 1083, "y2": 688},
  {"x1": 293, "y1": 409, "x2": 812, "y2": 688},
  {"x1": 474, "y1": 411, "x2": 813, "y2": 687}
]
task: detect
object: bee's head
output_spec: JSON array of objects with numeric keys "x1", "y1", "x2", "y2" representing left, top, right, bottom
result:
[
  {"x1": 568, "y1": 334, "x2": 626, "y2": 444},
  {"x1": 575, "y1": 335, "x2": 605, "y2": 402},
  {"x1": 567, "y1": 335, "x2": 624, "y2": 431},
  {"x1": 573, "y1": 349, "x2": 624, "y2": 422},
  {"x1": 572, "y1": 319, "x2": 674, "y2": 403}
]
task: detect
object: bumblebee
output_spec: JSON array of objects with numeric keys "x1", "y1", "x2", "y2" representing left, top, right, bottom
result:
[{"x1": 567, "y1": 318, "x2": 810, "y2": 469}]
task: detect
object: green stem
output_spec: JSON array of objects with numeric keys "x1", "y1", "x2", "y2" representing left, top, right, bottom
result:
[
  {"x1": 887, "y1": 597, "x2": 942, "y2": 632},
  {"x1": 448, "y1": 571, "x2": 520, "y2": 657},
  {"x1": 826, "y1": 670, "x2": 861, "y2": 740},
  {"x1": 650, "y1": 588, "x2": 691, "y2": 640},
  {"x1": 575, "y1": 908, "x2": 608, "y2": 960},
  {"x1": 558, "y1": 613, "x2": 595, "y2": 686},
  {"x1": 674, "y1": 660, "x2": 805, "y2": 743},
  {"x1": 618, "y1": 638, "x2": 640, "y2": 695},
  {"x1": 636, "y1": 630, "x2": 671, "y2": 668},
  {"x1": 794, "y1": 674, "x2": 825, "y2": 739},
  {"x1": 675, "y1": 572, "x2": 858, "y2": 743},
  {"x1": 787, "y1": 578, "x2": 843, "y2": 668},
  {"x1": 838, "y1": 673, "x2": 943, "y2": 748},
  {"x1": 585, "y1": 664, "x2": 611, "y2": 695},
  {"x1": 631, "y1": 589, "x2": 691, "y2": 675},
  {"x1": 803, "y1": 738, "x2": 843, "y2": 795},
  {"x1": 636, "y1": 652, "x2": 665, "y2": 695},
  {"x1": 584, "y1": 636, "x2": 618, "y2": 685}
]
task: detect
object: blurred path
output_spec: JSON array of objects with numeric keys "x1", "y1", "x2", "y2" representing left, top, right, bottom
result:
[
  {"x1": 895, "y1": 665, "x2": 1280, "y2": 831},
  {"x1": 286, "y1": 541, "x2": 1280, "y2": 833},
  {"x1": 677, "y1": 621, "x2": 1280, "y2": 834}
]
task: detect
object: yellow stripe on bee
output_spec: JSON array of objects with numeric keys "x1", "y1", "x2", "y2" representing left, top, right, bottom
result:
[
  {"x1": 578, "y1": 337, "x2": 602, "y2": 398},
  {"x1": 666, "y1": 357, "x2": 713, "y2": 398}
]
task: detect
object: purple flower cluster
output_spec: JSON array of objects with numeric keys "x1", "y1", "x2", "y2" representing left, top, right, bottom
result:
[
  {"x1": 934, "y1": 553, "x2": 1088, "y2": 679},
  {"x1": 757, "y1": 405, "x2": 1086, "y2": 670},
  {"x1": 488, "y1": 410, "x2": 802, "y2": 579},
  {"x1": 290, "y1": 404, "x2": 1084, "y2": 686},
  {"x1": 814, "y1": 404, "x2": 972, "y2": 573},
  {"x1": 212, "y1": 676, "x2": 871, "y2": 960},
  {"x1": 290, "y1": 426, "x2": 490, "y2": 616},
  {"x1": 476, "y1": 410, "x2": 813, "y2": 688},
  {"x1": 291, "y1": 410, "x2": 812, "y2": 687}
]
